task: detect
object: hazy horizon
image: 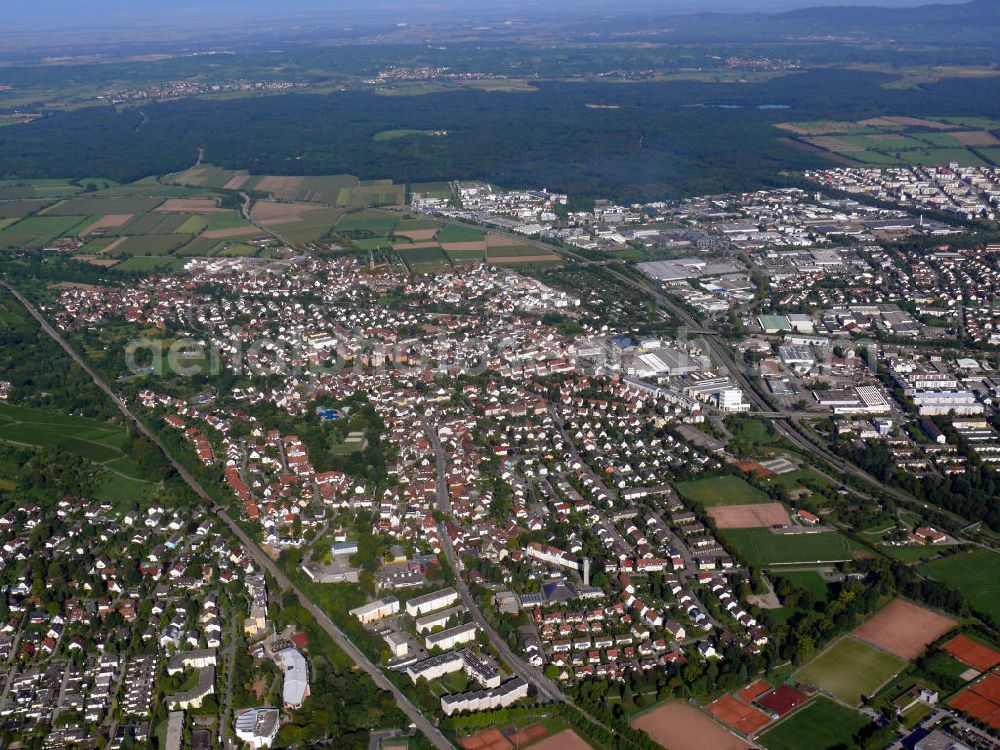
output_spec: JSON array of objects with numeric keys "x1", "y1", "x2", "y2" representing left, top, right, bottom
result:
[{"x1": 6, "y1": 0, "x2": 973, "y2": 32}]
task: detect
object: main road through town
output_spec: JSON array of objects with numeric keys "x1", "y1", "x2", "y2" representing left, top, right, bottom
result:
[
  {"x1": 418, "y1": 419, "x2": 623, "y2": 738},
  {"x1": 1, "y1": 281, "x2": 457, "y2": 750},
  {"x1": 419, "y1": 418, "x2": 565, "y2": 703}
]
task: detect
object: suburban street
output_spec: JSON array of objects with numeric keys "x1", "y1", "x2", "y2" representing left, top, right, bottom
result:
[{"x1": 419, "y1": 419, "x2": 565, "y2": 704}]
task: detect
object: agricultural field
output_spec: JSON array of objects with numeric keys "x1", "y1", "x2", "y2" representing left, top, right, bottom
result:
[
  {"x1": 486, "y1": 244, "x2": 561, "y2": 264},
  {"x1": 446, "y1": 247, "x2": 488, "y2": 264},
  {"x1": 920, "y1": 550, "x2": 1000, "y2": 623},
  {"x1": 977, "y1": 147, "x2": 1000, "y2": 165},
  {"x1": 0, "y1": 199, "x2": 55, "y2": 219},
  {"x1": 0, "y1": 214, "x2": 91, "y2": 248},
  {"x1": 106, "y1": 234, "x2": 194, "y2": 257},
  {"x1": 337, "y1": 210, "x2": 400, "y2": 235},
  {"x1": 0, "y1": 176, "x2": 281, "y2": 269},
  {"x1": 398, "y1": 246, "x2": 451, "y2": 273},
  {"x1": 269, "y1": 207, "x2": 346, "y2": 243},
  {"x1": 410, "y1": 181, "x2": 454, "y2": 199},
  {"x1": 338, "y1": 181, "x2": 406, "y2": 207},
  {"x1": 260, "y1": 174, "x2": 360, "y2": 204},
  {"x1": 167, "y1": 165, "x2": 405, "y2": 206},
  {"x1": 676, "y1": 475, "x2": 771, "y2": 506},
  {"x1": 96, "y1": 179, "x2": 207, "y2": 199},
  {"x1": 436, "y1": 224, "x2": 486, "y2": 244},
  {"x1": 759, "y1": 697, "x2": 869, "y2": 750},
  {"x1": 41, "y1": 196, "x2": 162, "y2": 216},
  {"x1": 776, "y1": 115, "x2": 1000, "y2": 166},
  {"x1": 0, "y1": 171, "x2": 542, "y2": 270},
  {"x1": 719, "y1": 527, "x2": 861, "y2": 567},
  {"x1": 794, "y1": 636, "x2": 906, "y2": 706},
  {"x1": 166, "y1": 164, "x2": 250, "y2": 189},
  {"x1": 394, "y1": 217, "x2": 442, "y2": 236},
  {"x1": 0, "y1": 177, "x2": 116, "y2": 199},
  {"x1": 0, "y1": 402, "x2": 142, "y2": 478},
  {"x1": 112, "y1": 256, "x2": 188, "y2": 272}
]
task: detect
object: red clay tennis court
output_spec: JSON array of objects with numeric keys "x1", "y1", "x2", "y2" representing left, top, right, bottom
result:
[
  {"x1": 460, "y1": 729, "x2": 513, "y2": 750},
  {"x1": 948, "y1": 674, "x2": 1000, "y2": 730},
  {"x1": 737, "y1": 679, "x2": 772, "y2": 703},
  {"x1": 756, "y1": 685, "x2": 809, "y2": 717},
  {"x1": 707, "y1": 695, "x2": 772, "y2": 736},
  {"x1": 508, "y1": 725, "x2": 548, "y2": 747},
  {"x1": 942, "y1": 635, "x2": 1000, "y2": 672}
]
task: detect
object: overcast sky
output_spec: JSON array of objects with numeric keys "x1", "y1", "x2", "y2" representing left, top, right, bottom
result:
[{"x1": 7, "y1": 0, "x2": 967, "y2": 30}]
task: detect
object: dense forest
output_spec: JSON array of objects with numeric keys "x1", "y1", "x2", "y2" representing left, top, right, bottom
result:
[{"x1": 3, "y1": 69, "x2": 1000, "y2": 202}]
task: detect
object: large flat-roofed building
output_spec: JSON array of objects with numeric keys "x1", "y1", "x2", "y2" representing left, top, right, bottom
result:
[
  {"x1": 234, "y1": 708, "x2": 280, "y2": 749},
  {"x1": 406, "y1": 651, "x2": 465, "y2": 684},
  {"x1": 349, "y1": 596, "x2": 400, "y2": 624},
  {"x1": 279, "y1": 648, "x2": 309, "y2": 709},
  {"x1": 624, "y1": 347, "x2": 700, "y2": 378},
  {"x1": 425, "y1": 622, "x2": 478, "y2": 651},
  {"x1": 912, "y1": 390, "x2": 983, "y2": 416},
  {"x1": 814, "y1": 388, "x2": 864, "y2": 413},
  {"x1": 406, "y1": 649, "x2": 501, "y2": 689},
  {"x1": 638, "y1": 258, "x2": 742, "y2": 282},
  {"x1": 415, "y1": 605, "x2": 466, "y2": 634},
  {"x1": 440, "y1": 677, "x2": 530, "y2": 716},
  {"x1": 758, "y1": 314, "x2": 792, "y2": 333},
  {"x1": 855, "y1": 385, "x2": 891, "y2": 414},
  {"x1": 405, "y1": 587, "x2": 459, "y2": 618}
]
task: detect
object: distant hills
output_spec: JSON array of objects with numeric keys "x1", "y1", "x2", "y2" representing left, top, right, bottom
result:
[{"x1": 648, "y1": 0, "x2": 1000, "y2": 44}]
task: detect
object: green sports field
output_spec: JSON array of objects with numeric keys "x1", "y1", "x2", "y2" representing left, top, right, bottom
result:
[
  {"x1": 720, "y1": 527, "x2": 861, "y2": 567},
  {"x1": 793, "y1": 636, "x2": 906, "y2": 706},
  {"x1": 774, "y1": 571, "x2": 830, "y2": 601},
  {"x1": 920, "y1": 550, "x2": 1000, "y2": 622},
  {"x1": 676, "y1": 475, "x2": 771, "y2": 506},
  {"x1": 759, "y1": 697, "x2": 869, "y2": 750}
]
